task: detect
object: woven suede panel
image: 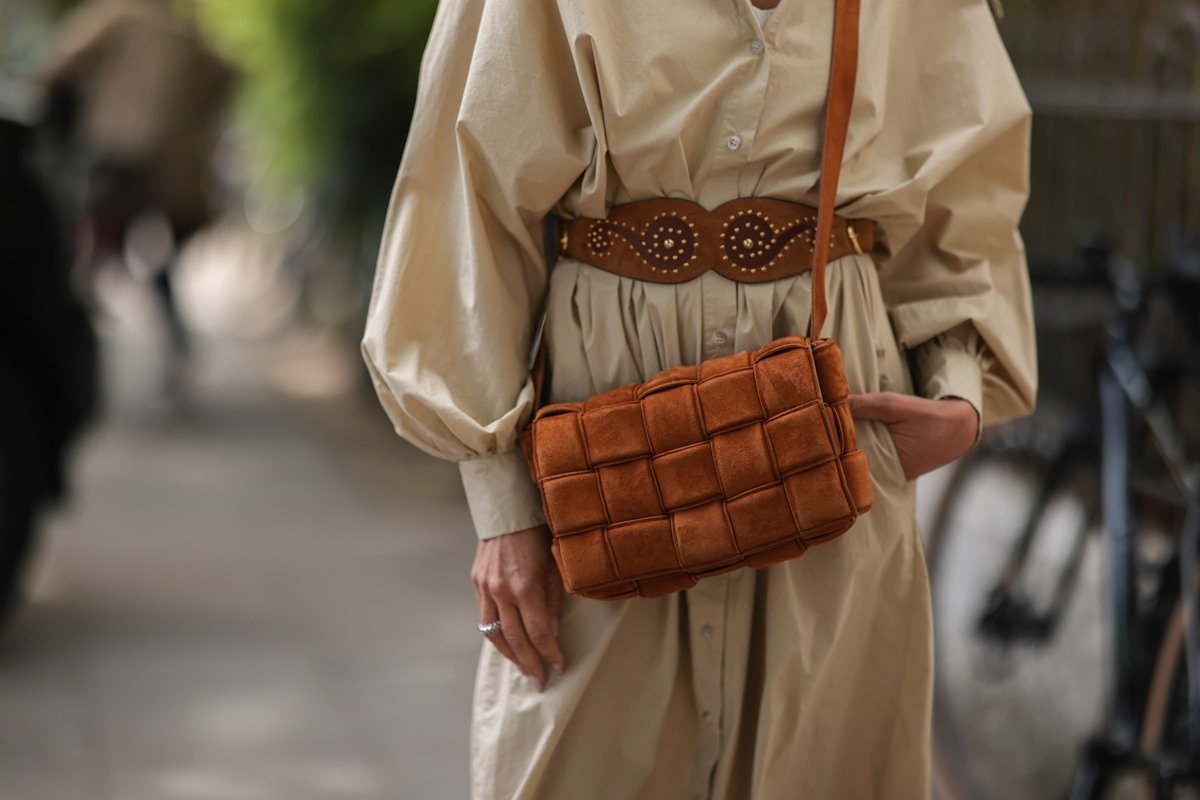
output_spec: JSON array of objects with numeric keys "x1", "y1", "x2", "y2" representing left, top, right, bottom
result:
[{"x1": 520, "y1": 334, "x2": 876, "y2": 599}]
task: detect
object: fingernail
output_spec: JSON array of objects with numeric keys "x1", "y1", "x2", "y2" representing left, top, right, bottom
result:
[
  {"x1": 553, "y1": 662, "x2": 564, "y2": 675},
  {"x1": 534, "y1": 677, "x2": 544, "y2": 692}
]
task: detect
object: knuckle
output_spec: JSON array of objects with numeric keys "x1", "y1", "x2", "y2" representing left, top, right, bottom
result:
[
  {"x1": 511, "y1": 580, "x2": 537, "y2": 599},
  {"x1": 527, "y1": 630, "x2": 553, "y2": 647}
]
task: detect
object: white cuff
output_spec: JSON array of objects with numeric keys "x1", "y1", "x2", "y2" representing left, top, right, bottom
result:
[
  {"x1": 912, "y1": 340, "x2": 984, "y2": 445},
  {"x1": 458, "y1": 448, "x2": 548, "y2": 541}
]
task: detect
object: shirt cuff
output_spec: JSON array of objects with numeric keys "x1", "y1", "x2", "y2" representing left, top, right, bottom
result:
[
  {"x1": 458, "y1": 448, "x2": 548, "y2": 541},
  {"x1": 911, "y1": 336, "x2": 985, "y2": 445}
]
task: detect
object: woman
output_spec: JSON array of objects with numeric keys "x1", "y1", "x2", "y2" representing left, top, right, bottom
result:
[{"x1": 362, "y1": 0, "x2": 1036, "y2": 796}]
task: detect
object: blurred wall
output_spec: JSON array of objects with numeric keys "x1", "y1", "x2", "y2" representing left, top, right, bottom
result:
[{"x1": 999, "y1": 0, "x2": 1200, "y2": 269}]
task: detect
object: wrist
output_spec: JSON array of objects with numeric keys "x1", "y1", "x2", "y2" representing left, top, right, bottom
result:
[{"x1": 939, "y1": 396, "x2": 981, "y2": 451}]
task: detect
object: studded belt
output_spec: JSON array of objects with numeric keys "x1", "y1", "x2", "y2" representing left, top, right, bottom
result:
[{"x1": 556, "y1": 196, "x2": 874, "y2": 284}]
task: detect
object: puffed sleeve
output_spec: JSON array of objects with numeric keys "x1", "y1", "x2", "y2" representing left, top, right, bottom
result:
[
  {"x1": 870, "y1": 0, "x2": 1037, "y2": 429},
  {"x1": 360, "y1": 0, "x2": 594, "y2": 540}
]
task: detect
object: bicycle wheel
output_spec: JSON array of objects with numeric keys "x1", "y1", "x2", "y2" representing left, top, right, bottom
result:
[
  {"x1": 928, "y1": 432, "x2": 1107, "y2": 800},
  {"x1": 1134, "y1": 562, "x2": 1200, "y2": 800}
]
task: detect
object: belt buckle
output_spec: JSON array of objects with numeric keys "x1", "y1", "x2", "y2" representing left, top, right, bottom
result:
[{"x1": 847, "y1": 224, "x2": 864, "y2": 255}]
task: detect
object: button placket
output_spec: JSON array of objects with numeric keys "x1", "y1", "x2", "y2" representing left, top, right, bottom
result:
[
  {"x1": 715, "y1": 26, "x2": 771, "y2": 192},
  {"x1": 876, "y1": 345, "x2": 892, "y2": 390},
  {"x1": 685, "y1": 575, "x2": 731, "y2": 799},
  {"x1": 700, "y1": 274, "x2": 738, "y2": 360},
  {"x1": 717, "y1": 33, "x2": 764, "y2": 160}
]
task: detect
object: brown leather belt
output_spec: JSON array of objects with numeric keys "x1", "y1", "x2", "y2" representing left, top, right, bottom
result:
[{"x1": 557, "y1": 196, "x2": 874, "y2": 284}]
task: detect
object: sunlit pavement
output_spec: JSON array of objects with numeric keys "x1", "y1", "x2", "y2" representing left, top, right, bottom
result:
[
  {"x1": 0, "y1": 245, "x2": 976, "y2": 800},
  {"x1": 0, "y1": 268, "x2": 480, "y2": 799}
]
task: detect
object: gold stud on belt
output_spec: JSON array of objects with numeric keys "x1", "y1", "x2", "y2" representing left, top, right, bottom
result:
[
  {"x1": 554, "y1": 197, "x2": 875, "y2": 284},
  {"x1": 847, "y1": 225, "x2": 864, "y2": 255}
]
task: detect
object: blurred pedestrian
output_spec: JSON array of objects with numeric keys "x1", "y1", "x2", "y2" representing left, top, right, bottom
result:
[
  {"x1": 40, "y1": 0, "x2": 233, "y2": 396},
  {"x1": 363, "y1": 0, "x2": 1037, "y2": 797}
]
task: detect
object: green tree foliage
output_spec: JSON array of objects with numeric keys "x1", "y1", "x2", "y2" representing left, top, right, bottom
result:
[{"x1": 195, "y1": 0, "x2": 437, "y2": 266}]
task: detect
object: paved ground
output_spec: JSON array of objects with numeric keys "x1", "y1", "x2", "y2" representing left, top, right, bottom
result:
[
  {"x1": 0, "y1": 259, "x2": 1106, "y2": 800},
  {"x1": 0, "y1": 274, "x2": 481, "y2": 799}
]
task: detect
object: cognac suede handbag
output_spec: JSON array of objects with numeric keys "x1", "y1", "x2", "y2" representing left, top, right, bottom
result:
[{"x1": 518, "y1": 0, "x2": 873, "y2": 600}]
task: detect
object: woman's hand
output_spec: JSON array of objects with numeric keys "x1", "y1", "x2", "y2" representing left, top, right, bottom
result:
[
  {"x1": 471, "y1": 525, "x2": 566, "y2": 691},
  {"x1": 847, "y1": 392, "x2": 979, "y2": 481}
]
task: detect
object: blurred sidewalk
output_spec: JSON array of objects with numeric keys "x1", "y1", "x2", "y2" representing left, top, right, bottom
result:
[{"x1": 0, "y1": 268, "x2": 480, "y2": 799}]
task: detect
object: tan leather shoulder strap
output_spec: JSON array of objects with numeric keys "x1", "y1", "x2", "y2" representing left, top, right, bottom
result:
[
  {"x1": 530, "y1": 0, "x2": 861, "y2": 408},
  {"x1": 808, "y1": 0, "x2": 861, "y2": 339}
]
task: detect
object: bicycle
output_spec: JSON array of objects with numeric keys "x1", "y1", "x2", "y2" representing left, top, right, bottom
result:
[{"x1": 926, "y1": 241, "x2": 1200, "y2": 799}]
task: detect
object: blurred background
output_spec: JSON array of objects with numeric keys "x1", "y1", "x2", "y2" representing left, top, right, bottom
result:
[{"x1": 0, "y1": 1, "x2": 1198, "y2": 798}]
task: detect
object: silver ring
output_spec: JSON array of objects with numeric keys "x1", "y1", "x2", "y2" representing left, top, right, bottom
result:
[{"x1": 478, "y1": 620, "x2": 502, "y2": 636}]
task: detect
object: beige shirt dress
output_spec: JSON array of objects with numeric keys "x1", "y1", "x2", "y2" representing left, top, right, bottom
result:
[{"x1": 361, "y1": 0, "x2": 1038, "y2": 797}]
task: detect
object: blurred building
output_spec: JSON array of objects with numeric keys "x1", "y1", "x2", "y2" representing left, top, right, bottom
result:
[{"x1": 1001, "y1": 1, "x2": 1200, "y2": 268}]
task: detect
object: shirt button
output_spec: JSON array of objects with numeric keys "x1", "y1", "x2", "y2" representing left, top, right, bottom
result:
[
  {"x1": 700, "y1": 624, "x2": 714, "y2": 638},
  {"x1": 711, "y1": 330, "x2": 728, "y2": 346},
  {"x1": 726, "y1": 134, "x2": 743, "y2": 151},
  {"x1": 749, "y1": 39, "x2": 765, "y2": 55},
  {"x1": 702, "y1": 709, "x2": 714, "y2": 724}
]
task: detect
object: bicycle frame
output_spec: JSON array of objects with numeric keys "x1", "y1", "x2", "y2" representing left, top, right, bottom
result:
[{"x1": 1070, "y1": 266, "x2": 1200, "y2": 797}]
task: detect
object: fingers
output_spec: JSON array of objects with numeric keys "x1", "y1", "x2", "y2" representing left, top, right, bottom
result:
[
  {"x1": 474, "y1": 571, "x2": 541, "y2": 685},
  {"x1": 478, "y1": 593, "x2": 518, "y2": 666},
  {"x1": 519, "y1": 574, "x2": 566, "y2": 676},
  {"x1": 545, "y1": 559, "x2": 564, "y2": 640},
  {"x1": 846, "y1": 392, "x2": 884, "y2": 420},
  {"x1": 497, "y1": 599, "x2": 547, "y2": 691},
  {"x1": 470, "y1": 529, "x2": 567, "y2": 693}
]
